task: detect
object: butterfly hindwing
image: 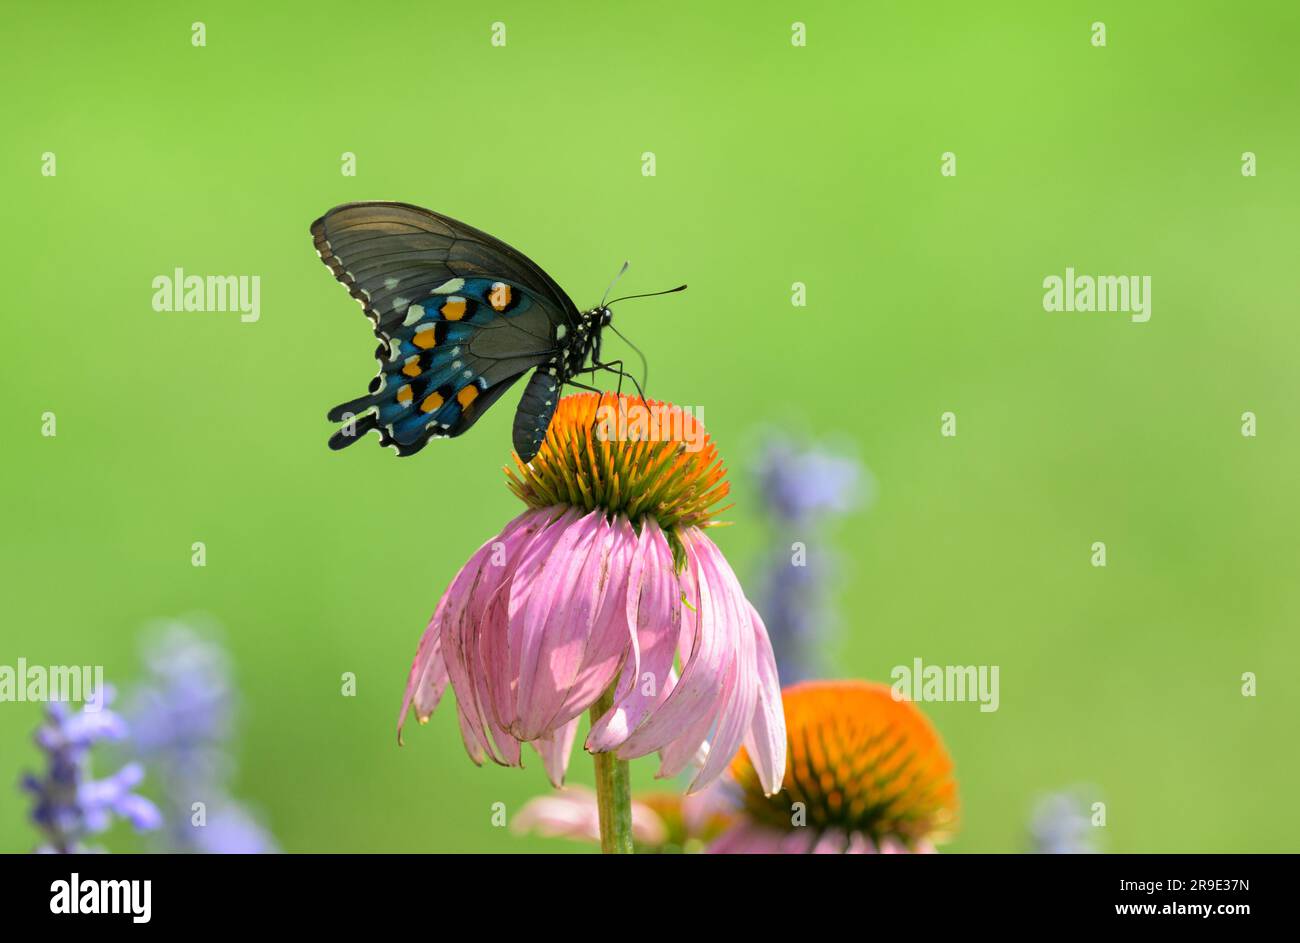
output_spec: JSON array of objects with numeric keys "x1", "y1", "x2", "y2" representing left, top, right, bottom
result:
[
  {"x1": 313, "y1": 203, "x2": 580, "y2": 455},
  {"x1": 325, "y1": 277, "x2": 558, "y2": 454}
]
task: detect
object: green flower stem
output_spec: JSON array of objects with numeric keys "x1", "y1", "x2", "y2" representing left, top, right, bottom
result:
[{"x1": 591, "y1": 687, "x2": 633, "y2": 854}]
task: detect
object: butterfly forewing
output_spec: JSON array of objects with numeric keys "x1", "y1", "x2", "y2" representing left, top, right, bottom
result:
[{"x1": 312, "y1": 202, "x2": 577, "y2": 329}]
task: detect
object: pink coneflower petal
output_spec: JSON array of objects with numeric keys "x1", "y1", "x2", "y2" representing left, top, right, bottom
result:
[
  {"x1": 413, "y1": 510, "x2": 545, "y2": 764},
  {"x1": 585, "y1": 518, "x2": 681, "y2": 753},
  {"x1": 549, "y1": 569, "x2": 637, "y2": 728},
  {"x1": 510, "y1": 508, "x2": 612, "y2": 740},
  {"x1": 741, "y1": 604, "x2": 786, "y2": 796},
  {"x1": 614, "y1": 532, "x2": 773, "y2": 795},
  {"x1": 688, "y1": 537, "x2": 758, "y2": 792},
  {"x1": 504, "y1": 506, "x2": 582, "y2": 732},
  {"x1": 396, "y1": 597, "x2": 450, "y2": 745},
  {"x1": 527, "y1": 512, "x2": 637, "y2": 737},
  {"x1": 454, "y1": 703, "x2": 487, "y2": 765},
  {"x1": 612, "y1": 546, "x2": 712, "y2": 762},
  {"x1": 440, "y1": 534, "x2": 514, "y2": 765},
  {"x1": 530, "y1": 716, "x2": 581, "y2": 788},
  {"x1": 513, "y1": 787, "x2": 669, "y2": 847}
]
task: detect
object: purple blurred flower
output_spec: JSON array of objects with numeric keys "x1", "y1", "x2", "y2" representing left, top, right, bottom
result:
[
  {"x1": 1029, "y1": 789, "x2": 1100, "y2": 854},
  {"x1": 753, "y1": 438, "x2": 866, "y2": 682},
  {"x1": 130, "y1": 621, "x2": 277, "y2": 854},
  {"x1": 758, "y1": 440, "x2": 864, "y2": 525},
  {"x1": 21, "y1": 689, "x2": 162, "y2": 853}
]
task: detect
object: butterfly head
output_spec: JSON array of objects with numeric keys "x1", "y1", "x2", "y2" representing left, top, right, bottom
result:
[
  {"x1": 575, "y1": 306, "x2": 613, "y2": 366},
  {"x1": 577, "y1": 305, "x2": 613, "y2": 342}
]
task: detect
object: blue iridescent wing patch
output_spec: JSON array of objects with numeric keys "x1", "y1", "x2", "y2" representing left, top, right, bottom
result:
[
  {"x1": 326, "y1": 277, "x2": 558, "y2": 452},
  {"x1": 312, "y1": 203, "x2": 579, "y2": 457}
]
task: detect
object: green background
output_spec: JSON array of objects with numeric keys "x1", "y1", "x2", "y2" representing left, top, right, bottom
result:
[{"x1": 2, "y1": 0, "x2": 1297, "y2": 853}]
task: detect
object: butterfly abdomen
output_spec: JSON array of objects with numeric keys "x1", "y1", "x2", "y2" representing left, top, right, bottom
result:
[{"x1": 512, "y1": 371, "x2": 561, "y2": 462}]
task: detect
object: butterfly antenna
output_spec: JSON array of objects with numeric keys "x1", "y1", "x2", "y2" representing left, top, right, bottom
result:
[
  {"x1": 609, "y1": 324, "x2": 649, "y2": 393},
  {"x1": 607, "y1": 283, "x2": 687, "y2": 305},
  {"x1": 600, "y1": 261, "x2": 630, "y2": 307}
]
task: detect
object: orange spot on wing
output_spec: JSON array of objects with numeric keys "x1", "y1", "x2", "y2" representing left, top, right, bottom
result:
[
  {"x1": 489, "y1": 282, "x2": 512, "y2": 311},
  {"x1": 441, "y1": 298, "x2": 468, "y2": 321},
  {"x1": 402, "y1": 357, "x2": 422, "y2": 377},
  {"x1": 420, "y1": 392, "x2": 444, "y2": 413},
  {"x1": 396, "y1": 385, "x2": 414, "y2": 405},
  {"x1": 457, "y1": 385, "x2": 479, "y2": 408},
  {"x1": 413, "y1": 329, "x2": 437, "y2": 350}
]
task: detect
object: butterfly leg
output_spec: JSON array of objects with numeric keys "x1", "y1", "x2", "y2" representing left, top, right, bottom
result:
[
  {"x1": 572, "y1": 361, "x2": 645, "y2": 404},
  {"x1": 591, "y1": 359, "x2": 653, "y2": 419},
  {"x1": 564, "y1": 378, "x2": 603, "y2": 395},
  {"x1": 573, "y1": 359, "x2": 658, "y2": 445},
  {"x1": 561, "y1": 376, "x2": 625, "y2": 444}
]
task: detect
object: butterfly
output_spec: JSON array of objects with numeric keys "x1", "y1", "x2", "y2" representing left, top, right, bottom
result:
[{"x1": 311, "y1": 202, "x2": 681, "y2": 461}]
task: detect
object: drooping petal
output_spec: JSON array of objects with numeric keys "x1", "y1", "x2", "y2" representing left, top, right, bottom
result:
[
  {"x1": 397, "y1": 596, "x2": 450, "y2": 744},
  {"x1": 426, "y1": 542, "x2": 496, "y2": 763},
  {"x1": 478, "y1": 583, "x2": 517, "y2": 738},
  {"x1": 618, "y1": 532, "x2": 743, "y2": 787},
  {"x1": 611, "y1": 541, "x2": 712, "y2": 759},
  {"x1": 586, "y1": 517, "x2": 681, "y2": 752},
  {"x1": 440, "y1": 510, "x2": 552, "y2": 765},
  {"x1": 509, "y1": 508, "x2": 607, "y2": 740},
  {"x1": 687, "y1": 536, "x2": 758, "y2": 792},
  {"x1": 470, "y1": 606, "x2": 523, "y2": 769},
  {"x1": 742, "y1": 603, "x2": 787, "y2": 796},
  {"x1": 453, "y1": 702, "x2": 487, "y2": 766},
  {"x1": 656, "y1": 683, "x2": 724, "y2": 782},
  {"x1": 462, "y1": 518, "x2": 540, "y2": 769},
  {"x1": 530, "y1": 715, "x2": 581, "y2": 788},
  {"x1": 499, "y1": 506, "x2": 583, "y2": 732},
  {"x1": 546, "y1": 514, "x2": 637, "y2": 731}
]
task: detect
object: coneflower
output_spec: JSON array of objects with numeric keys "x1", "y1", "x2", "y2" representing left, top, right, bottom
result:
[
  {"x1": 399, "y1": 393, "x2": 785, "y2": 852},
  {"x1": 715, "y1": 679, "x2": 958, "y2": 853}
]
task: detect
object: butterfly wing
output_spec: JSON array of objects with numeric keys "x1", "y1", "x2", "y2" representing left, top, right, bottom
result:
[{"x1": 312, "y1": 202, "x2": 579, "y2": 455}]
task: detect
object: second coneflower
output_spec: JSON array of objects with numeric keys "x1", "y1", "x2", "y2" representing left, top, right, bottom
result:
[
  {"x1": 399, "y1": 393, "x2": 786, "y2": 852},
  {"x1": 715, "y1": 679, "x2": 958, "y2": 853}
]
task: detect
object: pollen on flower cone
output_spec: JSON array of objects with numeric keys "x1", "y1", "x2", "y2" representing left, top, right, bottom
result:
[{"x1": 506, "y1": 392, "x2": 731, "y2": 531}]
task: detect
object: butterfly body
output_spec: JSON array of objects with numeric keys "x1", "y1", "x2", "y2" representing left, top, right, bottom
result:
[{"x1": 312, "y1": 202, "x2": 619, "y2": 461}]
